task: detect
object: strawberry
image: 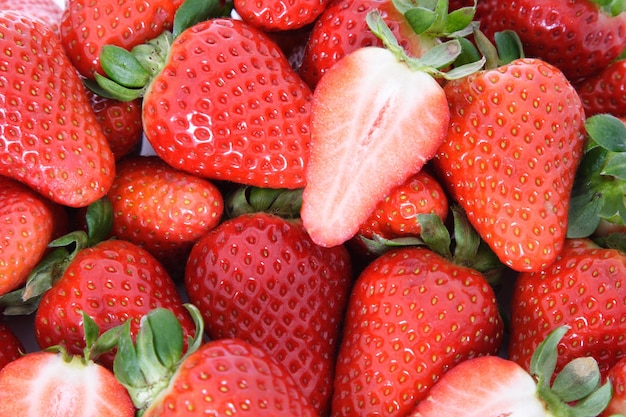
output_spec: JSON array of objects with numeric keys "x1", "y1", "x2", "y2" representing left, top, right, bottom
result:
[
  {"x1": 331, "y1": 210, "x2": 503, "y2": 417},
  {"x1": 297, "y1": 0, "x2": 436, "y2": 88},
  {"x1": 357, "y1": 169, "x2": 449, "y2": 240},
  {"x1": 59, "y1": 0, "x2": 184, "y2": 79},
  {"x1": 0, "y1": 0, "x2": 63, "y2": 33},
  {"x1": 0, "y1": 322, "x2": 23, "y2": 370},
  {"x1": 234, "y1": 0, "x2": 330, "y2": 31},
  {"x1": 409, "y1": 326, "x2": 612, "y2": 417},
  {"x1": 86, "y1": 90, "x2": 143, "y2": 161},
  {"x1": 509, "y1": 238, "x2": 626, "y2": 379},
  {"x1": 602, "y1": 356, "x2": 626, "y2": 416},
  {"x1": 576, "y1": 58, "x2": 626, "y2": 119},
  {"x1": 96, "y1": 17, "x2": 314, "y2": 189},
  {"x1": 108, "y1": 155, "x2": 224, "y2": 280},
  {"x1": 300, "y1": 10, "x2": 484, "y2": 248},
  {"x1": 0, "y1": 177, "x2": 56, "y2": 296},
  {"x1": 0, "y1": 11, "x2": 115, "y2": 208},
  {"x1": 33, "y1": 237, "x2": 196, "y2": 368},
  {"x1": 433, "y1": 56, "x2": 586, "y2": 272},
  {"x1": 185, "y1": 212, "x2": 353, "y2": 415},
  {"x1": 0, "y1": 313, "x2": 134, "y2": 417},
  {"x1": 475, "y1": 0, "x2": 626, "y2": 82}
]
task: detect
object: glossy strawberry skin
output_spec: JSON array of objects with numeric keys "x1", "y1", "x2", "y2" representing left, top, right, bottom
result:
[
  {"x1": 108, "y1": 156, "x2": 224, "y2": 280},
  {"x1": 0, "y1": 322, "x2": 23, "y2": 371},
  {"x1": 185, "y1": 212, "x2": 353, "y2": 415},
  {"x1": 576, "y1": 59, "x2": 626, "y2": 118},
  {"x1": 60, "y1": 0, "x2": 183, "y2": 79},
  {"x1": 34, "y1": 239, "x2": 196, "y2": 368},
  {"x1": 298, "y1": 0, "x2": 429, "y2": 88},
  {"x1": 434, "y1": 58, "x2": 585, "y2": 272},
  {"x1": 0, "y1": 177, "x2": 56, "y2": 296},
  {"x1": 331, "y1": 247, "x2": 503, "y2": 417},
  {"x1": 143, "y1": 338, "x2": 318, "y2": 417},
  {"x1": 602, "y1": 356, "x2": 626, "y2": 416},
  {"x1": 476, "y1": 0, "x2": 626, "y2": 82},
  {"x1": 0, "y1": 11, "x2": 115, "y2": 207},
  {"x1": 358, "y1": 170, "x2": 449, "y2": 240},
  {"x1": 143, "y1": 18, "x2": 313, "y2": 189},
  {"x1": 509, "y1": 238, "x2": 626, "y2": 379},
  {"x1": 234, "y1": 0, "x2": 330, "y2": 31}
]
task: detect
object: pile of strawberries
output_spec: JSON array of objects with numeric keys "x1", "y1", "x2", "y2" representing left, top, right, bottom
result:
[{"x1": 0, "y1": 0, "x2": 625, "y2": 415}]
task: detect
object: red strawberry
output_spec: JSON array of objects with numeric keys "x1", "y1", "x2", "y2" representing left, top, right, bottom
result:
[
  {"x1": 475, "y1": 0, "x2": 626, "y2": 82},
  {"x1": 300, "y1": 7, "x2": 487, "y2": 248},
  {"x1": 409, "y1": 326, "x2": 612, "y2": 417},
  {"x1": 297, "y1": 0, "x2": 435, "y2": 88},
  {"x1": 0, "y1": 11, "x2": 115, "y2": 208},
  {"x1": 185, "y1": 212, "x2": 353, "y2": 415},
  {"x1": 0, "y1": 322, "x2": 23, "y2": 370},
  {"x1": 358, "y1": 169, "x2": 449, "y2": 240},
  {"x1": 602, "y1": 356, "x2": 626, "y2": 416},
  {"x1": 0, "y1": 0, "x2": 63, "y2": 33},
  {"x1": 113, "y1": 307, "x2": 318, "y2": 416},
  {"x1": 86, "y1": 90, "x2": 143, "y2": 160},
  {"x1": 0, "y1": 177, "x2": 56, "y2": 296},
  {"x1": 433, "y1": 57, "x2": 586, "y2": 272},
  {"x1": 108, "y1": 155, "x2": 224, "y2": 280},
  {"x1": 234, "y1": 0, "x2": 330, "y2": 31},
  {"x1": 576, "y1": 58, "x2": 626, "y2": 119},
  {"x1": 34, "y1": 238, "x2": 196, "y2": 368},
  {"x1": 331, "y1": 246, "x2": 503, "y2": 417},
  {"x1": 509, "y1": 238, "x2": 626, "y2": 379},
  {"x1": 59, "y1": 0, "x2": 183, "y2": 79}
]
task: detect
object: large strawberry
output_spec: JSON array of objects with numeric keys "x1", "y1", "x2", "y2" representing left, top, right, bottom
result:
[
  {"x1": 108, "y1": 155, "x2": 224, "y2": 280},
  {"x1": 475, "y1": 0, "x2": 626, "y2": 82},
  {"x1": 0, "y1": 177, "x2": 56, "y2": 296},
  {"x1": 433, "y1": 55, "x2": 586, "y2": 272},
  {"x1": 185, "y1": 212, "x2": 353, "y2": 415},
  {"x1": 113, "y1": 306, "x2": 319, "y2": 416},
  {"x1": 59, "y1": 0, "x2": 184, "y2": 79},
  {"x1": 0, "y1": 11, "x2": 115, "y2": 207},
  {"x1": 95, "y1": 16, "x2": 314, "y2": 189},
  {"x1": 509, "y1": 238, "x2": 626, "y2": 379},
  {"x1": 300, "y1": 10, "x2": 483, "y2": 248}
]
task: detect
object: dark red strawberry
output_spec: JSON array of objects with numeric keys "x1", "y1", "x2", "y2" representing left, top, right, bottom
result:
[
  {"x1": 509, "y1": 238, "x2": 626, "y2": 379},
  {"x1": 108, "y1": 155, "x2": 224, "y2": 280},
  {"x1": 576, "y1": 58, "x2": 626, "y2": 119},
  {"x1": 234, "y1": 0, "x2": 330, "y2": 31},
  {"x1": 475, "y1": 0, "x2": 626, "y2": 82},
  {"x1": 185, "y1": 212, "x2": 353, "y2": 415},
  {"x1": 0, "y1": 322, "x2": 23, "y2": 370},
  {"x1": 0, "y1": 11, "x2": 115, "y2": 208}
]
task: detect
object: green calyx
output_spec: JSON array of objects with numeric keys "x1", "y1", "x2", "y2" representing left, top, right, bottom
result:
[
  {"x1": 0, "y1": 197, "x2": 114, "y2": 315},
  {"x1": 591, "y1": 0, "x2": 626, "y2": 17},
  {"x1": 113, "y1": 304, "x2": 205, "y2": 414},
  {"x1": 567, "y1": 114, "x2": 626, "y2": 241},
  {"x1": 366, "y1": 0, "x2": 486, "y2": 80},
  {"x1": 225, "y1": 186, "x2": 303, "y2": 220},
  {"x1": 530, "y1": 326, "x2": 613, "y2": 417}
]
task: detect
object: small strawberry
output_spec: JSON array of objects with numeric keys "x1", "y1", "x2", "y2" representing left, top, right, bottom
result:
[
  {"x1": 509, "y1": 238, "x2": 626, "y2": 379},
  {"x1": 185, "y1": 212, "x2": 353, "y2": 415},
  {"x1": 0, "y1": 312, "x2": 134, "y2": 417},
  {"x1": 86, "y1": 90, "x2": 144, "y2": 160},
  {"x1": 234, "y1": 0, "x2": 330, "y2": 31},
  {"x1": 409, "y1": 326, "x2": 612, "y2": 417},
  {"x1": 433, "y1": 43, "x2": 586, "y2": 271},
  {"x1": 576, "y1": 58, "x2": 626, "y2": 119},
  {"x1": 95, "y1": 16, "x2": 314, "y2": 189},
  {"x1": 358, "y1": 169, "x2": 449, "y2": 240},
  {"x1": 59, "y1": 0, "x2": 184, "y2": 79},
  {"x1": 301, "y1": 10, "x2": 484, "y2": 248},
  {"x1": 0, "y1": 0, "x2": 63, "y2": 33},
  {"x1": 475, "y1": 0, "x2": 626, "y2": 82},
  {"x1": 0, "y1": 177, "x2": 56, "y2": 296},
  {"x1": 108, "y1": 155, "x2": 224, "y2": 280},
  {"x1": 331, "y1": 210, "x2": 503, "y2": 417},
  {"x1": 113, "y1": 306, "x2": 319, "y2": 416},
  {"x1": 0, "y1": 322, "x2": 24, "y2": 370},
  {"x1": 0, "y1": 11, "x2": 115, "y2": 208},
  {"x1": 602, "y1": 356, "x2": 626, "y2": 416}
]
